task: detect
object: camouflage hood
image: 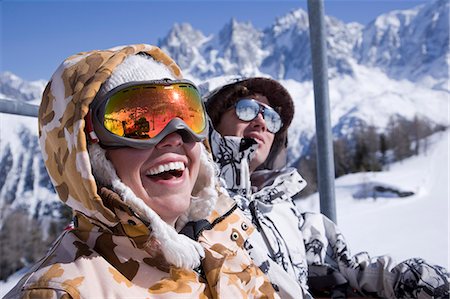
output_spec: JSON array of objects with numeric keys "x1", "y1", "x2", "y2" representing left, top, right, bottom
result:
[{"x1": 38, "y1": 44, "x2": 217, "y2": 268}]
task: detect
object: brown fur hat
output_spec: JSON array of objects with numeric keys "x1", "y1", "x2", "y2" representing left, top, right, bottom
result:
[{"x1": 204, "y1": 77, "x2": 295, "y2": 170}]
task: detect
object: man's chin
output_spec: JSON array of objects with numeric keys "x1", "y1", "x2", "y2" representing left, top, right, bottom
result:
[{"x1": 250, "y1": 160, "x2": 262, "y2": 172}]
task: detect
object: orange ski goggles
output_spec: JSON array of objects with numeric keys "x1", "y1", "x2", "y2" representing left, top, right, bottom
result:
[{"x1": 90, "y1": 79, "x2": 208, "y2": 148}]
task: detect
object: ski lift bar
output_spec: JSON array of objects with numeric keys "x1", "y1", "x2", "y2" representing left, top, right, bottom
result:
[
  {"x1": 0, "y1": 98, "x2": 39, "y2": 117},
  {"x1": 307, "y1": 0, "x2": 337, "y2": 223}
]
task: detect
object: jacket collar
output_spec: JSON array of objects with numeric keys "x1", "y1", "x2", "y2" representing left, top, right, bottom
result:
[{"x1": 209, "y1": 126, "x2": 307, "y2": 204}]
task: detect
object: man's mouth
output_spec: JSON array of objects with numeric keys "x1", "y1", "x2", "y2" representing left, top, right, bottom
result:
[
  {"x1": 145, "y1": 161, "x2": 185, "y2": 180},
  {"x1": 245, "y1": 133, "x2": 264, "y2": 144}
]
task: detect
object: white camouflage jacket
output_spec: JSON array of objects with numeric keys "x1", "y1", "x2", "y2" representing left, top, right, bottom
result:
[{"x1": 209, "y1": 127, "x2": 450, "y2": 299}]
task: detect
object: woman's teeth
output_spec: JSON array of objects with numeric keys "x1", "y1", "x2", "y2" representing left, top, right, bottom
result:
[{"x1": 147, "y1": 161, "x2": 185, "y2": 176}]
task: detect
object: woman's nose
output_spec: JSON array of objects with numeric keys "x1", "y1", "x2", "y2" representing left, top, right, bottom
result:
[{"x1": 156, "y1": 132, "x2": 183, "y2": 148}]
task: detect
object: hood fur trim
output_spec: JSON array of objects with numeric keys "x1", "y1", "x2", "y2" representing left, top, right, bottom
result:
[{"x1": 176, "y1": 143, "x2": 219, "y2": 230}]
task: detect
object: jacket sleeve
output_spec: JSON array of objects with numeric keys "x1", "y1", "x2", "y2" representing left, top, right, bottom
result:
[
  {"x1": 197, "y1": 203, "x2": 280, "y2": 299},
  {"x1": 302, "y1": 212, "x2": 450, "y2": 298}
]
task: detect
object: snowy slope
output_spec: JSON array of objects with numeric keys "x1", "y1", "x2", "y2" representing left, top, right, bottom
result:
[
  {"x1": 0, "y1": 267, "x2": 29, "y2": 297},
  {"x1": 297, "y1": 130, "x2": 449, "y2": 268}
]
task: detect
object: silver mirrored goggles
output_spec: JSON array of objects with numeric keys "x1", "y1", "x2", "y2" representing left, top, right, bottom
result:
[
  {"x1": 90, "y1": 79, "x2": 208, "y2": 149},
  {"x1": 234, "y1": 98, "x2": 283, "y2": 134}
]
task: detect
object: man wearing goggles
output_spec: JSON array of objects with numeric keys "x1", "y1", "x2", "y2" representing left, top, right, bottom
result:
[
  {"x1": 6, "y1": 46, "x2": 278, "y2": 299},
  {"x1": 205, "y1": 77, "x2": 450, "y2": 298},
  {"x1": 213, "y1": 94, "x2": 285, "y2": 173}
]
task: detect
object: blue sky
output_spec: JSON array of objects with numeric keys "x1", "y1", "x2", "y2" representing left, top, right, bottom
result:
[{"x1": 1, "y1": 0, "x2": 426, "y2": 81}]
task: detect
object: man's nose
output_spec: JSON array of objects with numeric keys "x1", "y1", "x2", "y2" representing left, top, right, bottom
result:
[{"x1": 250, "y1": 112, "x2": 267, "y2": 131}]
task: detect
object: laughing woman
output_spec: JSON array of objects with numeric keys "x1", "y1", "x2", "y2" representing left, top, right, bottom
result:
[{"x1": 5, "y1": 45, "x2": 278, "y2": 299}]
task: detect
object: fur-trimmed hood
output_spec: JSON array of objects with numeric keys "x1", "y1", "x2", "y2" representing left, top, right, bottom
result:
[{"x1": 38, "y1": 44, "x2": 217, "y2": 269}]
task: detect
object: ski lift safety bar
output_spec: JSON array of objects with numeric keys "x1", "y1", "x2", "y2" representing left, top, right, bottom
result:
[
  {"x1": 307, "y1": 0, "x2": 337, "y2": 223},
  {"x1": 0, "y1": 98, "x2": 39, "y2": 117}
]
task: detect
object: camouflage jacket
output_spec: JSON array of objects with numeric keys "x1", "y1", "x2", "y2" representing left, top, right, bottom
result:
[{"x1": 5, "y1": 45, "x2": 278, "y2": 299}]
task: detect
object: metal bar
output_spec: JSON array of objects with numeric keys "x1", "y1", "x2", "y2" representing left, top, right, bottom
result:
[
  {"x1": 0, "y1": 98, "x2": 39, "y2": 117},
  {"x1": 307, "y1": 0, "x2": 337, "y2": 223}
]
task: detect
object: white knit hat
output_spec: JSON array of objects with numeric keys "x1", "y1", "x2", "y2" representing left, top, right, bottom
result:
[
  {"x1": 89, "y1": 54, "x2": 218, "y2": 269},
  {"x1": 97, "y1": 54, "x2": 176, "y2": 97}
]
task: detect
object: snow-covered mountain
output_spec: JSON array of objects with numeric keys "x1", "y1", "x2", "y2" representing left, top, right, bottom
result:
[
  {"x1": 159, "y1": 0, "x2": 449, "y2": 86},
  {"x1": 260, "y1": 9, "x2": 361, "y2": 81},
  {"x1": 283, "y1": 63, "x2": 449, "y2": 161},
  {"x1": 159, "y1": 9, "x2": 362, "y2": 82},
  {"x1": 355, "y1": 0, "x2": 449, "y2": 89},
  {"x1": 0, "y1": 72, "x2": 47, "y2": 103},
  {"x1": 159, "y1": 19, "x2": 269, "y2": 80},
  {"x1": 158, "y1": 23, "x2": 211, "y2": 77}
]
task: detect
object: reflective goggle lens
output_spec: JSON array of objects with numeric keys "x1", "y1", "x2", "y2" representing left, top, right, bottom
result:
[
  {"x1": 235, "y1": 99, "x2": 282, "y2": 133},
  {"x1": 103, "y1": 83, "x2": 206, "y2": 139}
]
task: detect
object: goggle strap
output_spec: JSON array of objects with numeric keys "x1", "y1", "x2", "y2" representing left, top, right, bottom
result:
[
  {"x1": 85, "y1": 110, "x2": 99, "y2": 144},
  {"x1": 89, "y1": 131, "x2": 99, "y2": 143}
]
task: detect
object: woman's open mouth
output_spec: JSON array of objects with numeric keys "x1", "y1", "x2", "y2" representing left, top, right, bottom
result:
[{"x1": 145, "y1": 161, "x2": 185, "y2": 181}]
